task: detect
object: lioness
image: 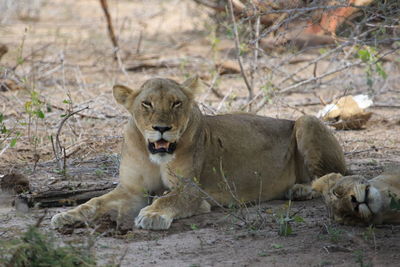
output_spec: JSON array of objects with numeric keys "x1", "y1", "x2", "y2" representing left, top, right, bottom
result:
[
  {"x1": 51, "y1": 77, "x2": 345, "y2": 230},
  {"x1": 312, "y1": 171, "x2": 400, "y2": 225}
]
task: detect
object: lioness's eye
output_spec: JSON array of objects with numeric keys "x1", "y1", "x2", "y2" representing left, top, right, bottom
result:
[
  {"x1": 332, "y1": 190, "x2": 341, "y2": 198},
  {"x1": 142, "y1": 101, "x2": 152, "y2": 108},
  {"x1": 172, "y1": 101, "x2": 182, "y2": 108}
]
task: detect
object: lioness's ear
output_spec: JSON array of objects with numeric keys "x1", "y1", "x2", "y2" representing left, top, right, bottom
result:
[
  {"x1": 312, "y1": 173, "x2": 343, "y2": 194},
  {"x1": 181, "y1": 75, "x2": 199, "y2": 98},
  {"x1": 113, "y1": 84, "x2": 137, "y2": 109}
]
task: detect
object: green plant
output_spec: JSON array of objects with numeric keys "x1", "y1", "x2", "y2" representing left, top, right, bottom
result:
[
  {"x1": 356, "y1": 46, "x2": 387, "y2": 89},
  {"x1": 258, "y1": 250, "x2": 268, "y2": 257},
  {"x1": 354, "y1": 250, "x2": 372, "y2": 267},
  {"x1": 362, "y1": 225, "x2": 376, "y2": 241},
  {"x1": 15, "y1": 27, "x2": 27, "y2": 67},
  {"x1": 259, "y1": 81, "x2": 276, "y2": 105},
  {"x1": 321, "y1": 225, "x2": 343, "y2": 243},
  {"x1": 205, "y1": 22, "x2": 222, "y2": 66},
  {"x1": 23, "y1": 90, "x2": 47, "y2": 164},
  {"x1": 0, "y1": 226, "x2": 96, "y2": 266},
  {"x1": 389, "y1": 192, "x2": 400, "y2": 210},
  {"x1": 0, "y1": 113, "x2": 20, "y2": 152},
  {"x1": 271, "y1": 243, "x2": 283, "y2": 249},
  {"x1": 274, "y1": 200, "x2": 304, "y2": 237},
  {"x1": 95, "y1": 169, "x2": 105, "y2": 177},
  {"x1": 190, "y1": 224, "x2": 199, "y2": 230}
]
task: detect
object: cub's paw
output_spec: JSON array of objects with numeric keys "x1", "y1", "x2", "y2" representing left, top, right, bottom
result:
[
  {"x1": 135, "y1": 206, "x2": 173, "y2": 230},
  {"x1": 286, "y1": 184, "x2": 320, "y2": 201}
]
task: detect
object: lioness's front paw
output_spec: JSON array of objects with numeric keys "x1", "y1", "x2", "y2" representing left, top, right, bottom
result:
[
  {"x1": 51, "y1": 212, "x2": 78, "y2": 229},
  {"x1": 135, "y1": 206, "x2": 173, "y2": 230}
]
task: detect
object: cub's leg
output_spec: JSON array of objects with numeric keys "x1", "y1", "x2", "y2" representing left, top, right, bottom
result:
[
  {"x1": 288, "y1": 115, "x2": 346, "y2": 200},
  {"x1": 51, "y1": 185, "x2": 147, "y2": 230}
]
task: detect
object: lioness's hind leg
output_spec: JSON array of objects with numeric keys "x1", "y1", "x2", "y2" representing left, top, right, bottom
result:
[{"x1": 294, "y1": 115, "x2": 346, "y2": 179}]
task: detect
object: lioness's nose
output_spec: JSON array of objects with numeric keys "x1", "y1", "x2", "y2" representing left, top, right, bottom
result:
[{"x1": 153, "y1": 126, "x2": 172, "y2": 133}]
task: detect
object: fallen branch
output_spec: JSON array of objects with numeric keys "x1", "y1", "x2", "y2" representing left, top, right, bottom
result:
[
  {"x1": 126, "y1": 58, "x2": 184, "y2": 71},
  {"x1": 16, "y1": 184, "x2": 117, "y2": 208},
  {"x1": 373, "y1": 104, "x2": 400, "y2": 109}
]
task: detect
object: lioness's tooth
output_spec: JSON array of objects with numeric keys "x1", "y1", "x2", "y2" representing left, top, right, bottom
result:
[{"x1": 155, "y1": 140, "x2": 170, "y2": 149}]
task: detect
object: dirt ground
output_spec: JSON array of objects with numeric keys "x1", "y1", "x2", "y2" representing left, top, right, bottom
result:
[{"x1": 1, "y1": 0, "x2": 400, "y2": 266}]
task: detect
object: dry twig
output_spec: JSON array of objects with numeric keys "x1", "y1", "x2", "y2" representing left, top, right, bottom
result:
[
  {"x1": 51, "y1": 107, "x2": 89, "y2": 173},
  {"x1": 227, "y1": 0, "x2": 253, "y2": 102},
  {"x1": 99, "y1": 0, "x2": 119, "y2": 60}
]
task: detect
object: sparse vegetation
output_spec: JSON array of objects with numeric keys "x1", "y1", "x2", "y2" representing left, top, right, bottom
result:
[
  {"x1": 0, "y1": 225, "x2": 96, "y2": 266},
  {"x1": 0, "y1": 112, "x2": 19, "y2": 156},
  {"x1": 354, "y1": 250, "x2": 372, "y2": 267},
  {"x1": 362, "y1": 225, "x2": 376, "y2": 242},
  {"x1": 190, "y1": 223, "x2": 199, "y2": 230},
  {"x1": 271, "y1": 243, "x2": 283, "y2": 249},
  {"x1": 319, "y1": 224, "x2": 344, "y2": 243},
  {"x1": 273, "y1": 200, "x2": 304, "y2": 237},
  {"x1": 389, "y1": 192, "x2": 400, "y2": 210}
]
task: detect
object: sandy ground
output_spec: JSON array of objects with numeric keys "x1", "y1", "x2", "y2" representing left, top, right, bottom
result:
[{"x1": 1, "y1": 0, "x2": 400, "y2": 266}]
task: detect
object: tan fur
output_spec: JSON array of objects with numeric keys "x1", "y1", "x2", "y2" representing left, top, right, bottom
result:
[
  {"x1": 312, "y1": 171, "x2": 400, "y2": 225},
  {"x1": 51, "y1": 77, "x2": 345, "y2": 230}
]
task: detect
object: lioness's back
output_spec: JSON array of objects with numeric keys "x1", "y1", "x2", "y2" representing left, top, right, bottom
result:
[
  {"x1": 199, "y1": 114, "x2": 297, "y2": 204},
  {"x1": 204, "y1": 113, "x2": 294, "y2": 138}
]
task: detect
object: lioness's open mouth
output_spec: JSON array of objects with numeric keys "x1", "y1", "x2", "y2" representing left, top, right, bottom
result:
[{"x1": 148, "y1": 139, "x2": 177, "y2": 154}]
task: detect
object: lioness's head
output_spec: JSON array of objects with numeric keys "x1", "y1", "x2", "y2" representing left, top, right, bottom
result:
[
  {"x1": 113, "y1": 77, "x2": 198, "y2": 164},
  {"x1": 312, "y1": 173, "x2": 384, "y2": 224}
]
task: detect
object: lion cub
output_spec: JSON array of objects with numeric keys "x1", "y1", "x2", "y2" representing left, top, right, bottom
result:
[
  {"x1": 52, "y1": 77, "x2": 345, "y2": 230},
  {"x1": 313, "y1": 171, "x2": 400, "y2": 225}
]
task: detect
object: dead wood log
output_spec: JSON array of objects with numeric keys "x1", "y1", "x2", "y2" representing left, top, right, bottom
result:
[
  {"x1": 216, "y1": 60, "x2": 241, "y2": 74},
  {"x1": 126, "y1": 58, "x2": 186, "y2": 71},
  {"x1": 16, "y1": 184, "x2": 117, "y2": 208}
]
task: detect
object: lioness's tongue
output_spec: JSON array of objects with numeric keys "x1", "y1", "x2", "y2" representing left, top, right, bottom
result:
[{"x1": 154, "y1": 140, "x2": 170, "y2": 149}]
